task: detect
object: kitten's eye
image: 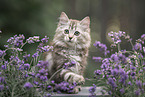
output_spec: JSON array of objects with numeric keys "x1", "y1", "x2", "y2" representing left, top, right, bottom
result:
[
  {"x1": 64, "y1": 29, "x2": 69, "y2": 34},
  {"x1": 74, "y1": 31, "x2": 80, "y2": 36}
]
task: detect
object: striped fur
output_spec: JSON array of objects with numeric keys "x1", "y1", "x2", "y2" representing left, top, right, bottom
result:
[{"x1": 44, "y1": 12, "x2": 91, "y2": 92}]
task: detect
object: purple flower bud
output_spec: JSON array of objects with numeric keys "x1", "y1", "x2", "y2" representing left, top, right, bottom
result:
[
  {"x1": 32, "y1": 52, "x2": 38, "y2": 58},
  {"x1": 128, "y1": 81, "x2": 132, "y2": 86},
  {"x1": 120, "y1": 88, "x2": 125, "y2": 94},
  {"x1": 23, "y1": 82, "x2": 33, "y2": 89},
  {"x1": 33, "y1": 81, "x2": 39, "y2": 85},
  {"x1": 136, "y1": 80, "x2": 142, "y2": 89},
  {"x1": 141, "y1": 34, "x2": 145, "y2": 41},
  {"x1": 1, "y1": 65, "x2": 7, "y2": 70},
  {"x1": 47, "y1": 85, "x2": 52, "y2": 90},
  {"x1": 143, "y1": 47, "x2": 145, "y2": 53},
  {"x1": 41, "y1": 36, "x2": 49, "y2": 43},
  {"x1": 51, "y1": 80, "x2": 55, "y2": 83}
]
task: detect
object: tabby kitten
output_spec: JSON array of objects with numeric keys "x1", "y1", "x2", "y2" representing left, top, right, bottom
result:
[{"x1": 44, "y1": 12, "x2": 91, "y2": 92}]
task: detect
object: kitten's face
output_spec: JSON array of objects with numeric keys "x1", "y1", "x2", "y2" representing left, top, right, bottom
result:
[{"x1": 53, "y1": 12, "x2": 91, "y2": 49}]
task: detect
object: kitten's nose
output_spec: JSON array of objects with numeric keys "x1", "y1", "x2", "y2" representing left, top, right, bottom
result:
[{"x1": 69, "y1": 37, "x2": 73, "y2": 40}]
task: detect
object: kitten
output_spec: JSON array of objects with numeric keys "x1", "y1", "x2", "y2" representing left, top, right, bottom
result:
[{"x1": 44, "y1": 12, "x2": 91, "y2": 93}]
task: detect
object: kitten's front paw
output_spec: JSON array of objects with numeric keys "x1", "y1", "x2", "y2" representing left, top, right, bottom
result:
[
  {"x1": 64, "y1": 72, "x2": 85, "y2": 85},
  {"x1": 73, "y1": 86, "x2": 82, "y2": 93},
  {"x1": 72, "y1": 74, "x2": 85, "y2": 85}
]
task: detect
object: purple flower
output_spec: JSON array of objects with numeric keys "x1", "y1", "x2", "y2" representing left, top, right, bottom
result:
[
  {"x1": 51, "y1": 80, "x2": 55, "y2": 83},
  {"x1": 108, "y1": 31, "x2": 125, "y2": 44},
  {"x1": 134, "y1": 43, "x2": 142, "y2": 51},
  {"x1": 0, "y1": 77, "x2": 6, "y2": 84},
  {"x1": 36, "y1": 61, "x2": 49, "y2": 68},
  {"x1": 27, "y1": 36, "x2": 40, "y2": 44},
  {"x1": 128, "y1": 81, "x2": 132, "y2": 86},
  {"x1": 108, "y1": 78, "x2": 117, "y2": 88},
  {"x1": 108, "y1": 91, "x2": 112, "y2": 95},
  {"x1": 130, "y1": 66, "x2": 136, "y2": 71},
  {"x1": 32, "y1": 52, "x2": 39, "y2": 58},
  {"x1": 143, "y1": 47, "x2": 145, "y2": 53},
  {"x1": 7, "y1": 34, "x2": 25, "y2": 47},
  {"x1": 33, "y1": 81, "x2": 39, "y2": 85},
  {"x1": 136, "y1": 80, "x2": 142, "y2": 89},
  {"x1": 141, "y1": 34, "x2": 145, "y2": 44},
  {"x1": 24, "y1": 74, "x2": 29, "y2": 78},
  {"x1": 23, "y1": 82, "x2": 33, "y2": 89},
  {"x1": 130, "y1": 72, "x2": 136, "y2": 76},
  {"x1": 23, "y1": 63, "x2": 30, "y2": 70},
  {"x1": 44, "y1": 93, "x2": 51, "y2": 97},
  {"x1": 0, "y1": 50, "x2": 5, "y2": 58},
  {"x1": 118, "y1": 70, "x2": 128, "y2": 84},
  {"x1": 118, "y1": 53, "x2": 126, "y2": 63},
  {"x1": 40, "y1": 75, "x2": 48, "y2": 81},
  {"x1": 94, "y1": 70, "x2": 102, "y2": 75},
  {"x1": 111, "y1": 54, "x2": 119, "y2": 62},
  {"x1": 119, "y1": 88, "x2": 125, "y2": 94},
  {"x1": 37, "y1": 44, "x2": 53, "y2": 52},
  {"x1": 23, "y1": 54, "x2": 30, "y2": 61},
  {"x1": 94, "y1": 41, "x2": 109, "y2": 55},
  {"x1": 55, "y1": 81, "x2": 76, "y2": 93},
  {"x1": 39, "y1": 68, "x2": 48, "y2": 75},
  {"x1": 0, "y1": 85, "x2": 4, "y2": 91},
  {"x1": 89, "y1": 84, "x2": 96, "y2": 96},
  {"x1": 135, "y1": 89, "x2": 140, "y2": 95},
  {"x1": 111, "y1": 68, "x2": 119, "y2": 76},
  {"x1": 41, "y1": 36, "x2": 49, "y2": 43},
  {"x1": 1, "y1": 65, "x2": 7, "y2": 70},
  {"x1": 47, "y1": 85, "x2": 52, "y2": 90}
]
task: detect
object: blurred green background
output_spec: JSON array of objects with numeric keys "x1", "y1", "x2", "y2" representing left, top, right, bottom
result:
[{"x1": 0, "y1": 0, "x2": 145, "y2": 86}]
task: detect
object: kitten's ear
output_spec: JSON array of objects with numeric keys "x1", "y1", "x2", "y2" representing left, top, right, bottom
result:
[
  {"x1": 58, "y1": 12, "x2": 69, "y2": 25},
  {"x1": 80, "y1": 16, "x2": 90, "y2": 28}
]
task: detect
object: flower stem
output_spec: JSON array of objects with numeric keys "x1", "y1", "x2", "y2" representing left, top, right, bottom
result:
[{"x1": 117, "y1": 43, "x2": 121, "y2": 51}]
